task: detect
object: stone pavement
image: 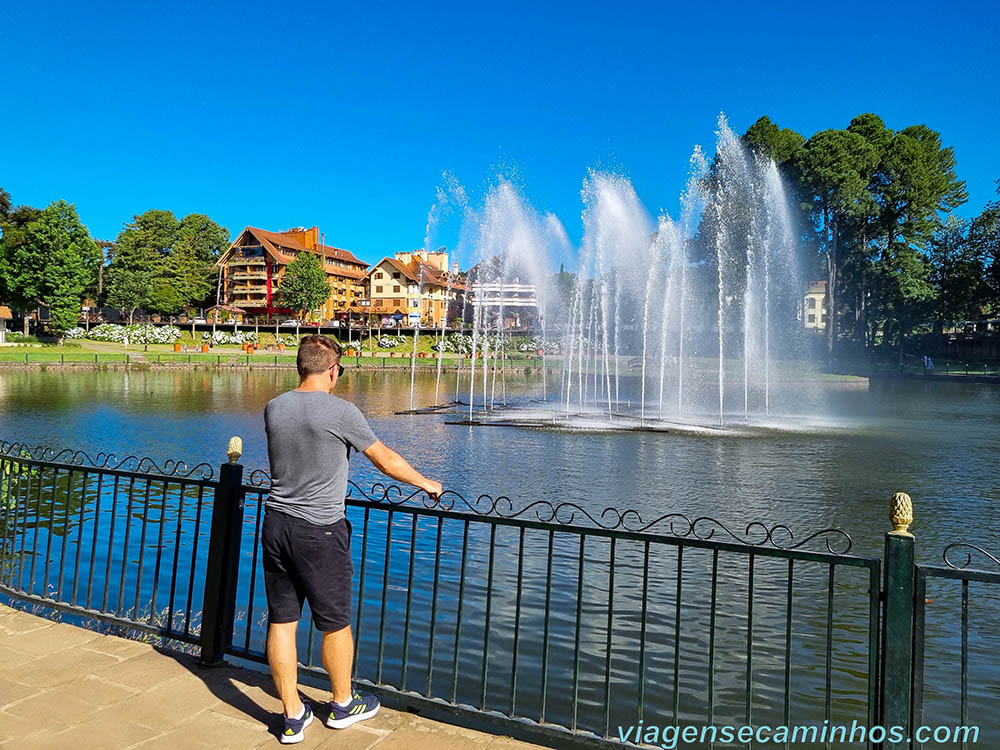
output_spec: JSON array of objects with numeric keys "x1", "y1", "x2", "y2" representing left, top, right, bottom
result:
[{"x1": 0, "y1": 605, "x2": 545, "y2": 749}]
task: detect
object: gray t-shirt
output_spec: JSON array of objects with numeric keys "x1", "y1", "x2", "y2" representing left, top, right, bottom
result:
[{"x1": 264, "y1": 390, "x2": 378, "y2": 525}]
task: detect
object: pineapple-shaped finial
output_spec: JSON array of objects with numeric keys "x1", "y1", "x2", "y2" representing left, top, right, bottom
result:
[
  {"x1": 227, "y1": 436, "x2": 243, "y2": 464},
  {"x1": 889, "y1": 492, "x2": 913, "y2": 537}
]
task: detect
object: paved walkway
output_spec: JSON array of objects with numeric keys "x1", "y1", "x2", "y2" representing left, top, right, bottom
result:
[{"x1": 0, "y1": 605, "x2": 544, "y2": 749}]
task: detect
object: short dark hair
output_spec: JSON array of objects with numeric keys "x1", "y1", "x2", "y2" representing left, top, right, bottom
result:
[{"x1": 297, "y1": 335, "x2": 342, "y2": 377}]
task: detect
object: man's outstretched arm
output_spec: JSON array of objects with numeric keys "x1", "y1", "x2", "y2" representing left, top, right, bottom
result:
[{"x1": 363, "y1": 440, "x2": 442, "y2": 498}]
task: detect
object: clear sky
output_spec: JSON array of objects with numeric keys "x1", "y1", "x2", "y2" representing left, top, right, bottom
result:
[{"x1": 2, "y1": 0, "x2": 998, "y2": 267}]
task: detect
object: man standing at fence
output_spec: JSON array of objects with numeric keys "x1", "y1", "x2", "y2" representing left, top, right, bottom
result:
[{"x1": 262, "y1": 334, "x2": 442, "y2": 743}]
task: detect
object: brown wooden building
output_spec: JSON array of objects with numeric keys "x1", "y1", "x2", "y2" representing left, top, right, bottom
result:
[{"x1": 216, "y1": 227, "x2": 368, "y2": 320}]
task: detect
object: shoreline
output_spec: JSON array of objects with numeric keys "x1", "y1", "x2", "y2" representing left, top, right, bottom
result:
[{"x1": 0, "y1": 359, "x2": 556, "y2": 373}]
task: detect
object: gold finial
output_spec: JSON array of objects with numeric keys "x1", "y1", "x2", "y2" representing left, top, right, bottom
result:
[
  {"x1": 889, "y1": 492, "x2": 913, "y2": 536},
  {"x1": 227, "y1": 436, "x2": 243, "y2": 464}
]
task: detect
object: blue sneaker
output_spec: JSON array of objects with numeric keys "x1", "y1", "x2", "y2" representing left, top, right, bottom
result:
[
  {"x1": 326, "y1": 691, "x2": 380, "y2": 729},
  {"x1": 279, "y1": 703, "x2": 313, "y2": 744}
]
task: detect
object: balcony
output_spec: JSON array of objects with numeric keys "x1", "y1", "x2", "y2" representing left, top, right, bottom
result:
[{"x1": 232, "y1": 271, "x2": 267, "y2": 281}]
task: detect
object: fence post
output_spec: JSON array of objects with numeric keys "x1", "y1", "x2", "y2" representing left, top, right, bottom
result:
[
  {"x1": 880, "y1": 491, "x2": 915, "y2": 747},
  {"x1": 200, "y1": 436, "x2": 246, "y2": 666}
]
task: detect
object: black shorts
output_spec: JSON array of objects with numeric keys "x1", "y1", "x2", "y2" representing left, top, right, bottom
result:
[{"x1": 261, "y1": 510, "x2": 354, "y2": 632}]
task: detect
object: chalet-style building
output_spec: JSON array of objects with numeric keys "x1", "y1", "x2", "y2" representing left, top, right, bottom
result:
[
  {"x1": 363, "y1": 249, "x2": 467, "y2": 327},
  {"x1": 216, "y1": 227, "x2": 368, "y2": 320}
]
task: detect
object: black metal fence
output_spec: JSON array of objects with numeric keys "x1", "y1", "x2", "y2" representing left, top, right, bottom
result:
[
  {"x1": 0, "y1": 445, "x2": 215, "y2": 644},
  {"x1": 0, "y1": 441, "x2": 996, "y2": 749},
  {"x1": 912, "y1": 546, "x2": 1000, "y2": 750}
]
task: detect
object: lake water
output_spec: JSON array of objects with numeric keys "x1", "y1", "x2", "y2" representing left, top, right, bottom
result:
[
  {"x1": 1, "y1": 367, "x2": 997, "y2": 559},
  {"x1": 1, "y1": 367, "x2": 998, "y2": 742}
]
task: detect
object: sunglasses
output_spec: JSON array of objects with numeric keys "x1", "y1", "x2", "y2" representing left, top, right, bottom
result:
[{"x1": 330, "y1": 363, "x2": 345, "y2": 377}]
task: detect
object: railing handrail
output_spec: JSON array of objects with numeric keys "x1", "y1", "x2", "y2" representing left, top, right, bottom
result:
[
  {"x1": 240, "y1": 475, "x2": 864, "y2": 560},
  {"x1": 2, "y1": 438, "x2": 863, "y2": 560},
  {"x1": 0, "y1": 441, "x2": 218, "y2": 484}
]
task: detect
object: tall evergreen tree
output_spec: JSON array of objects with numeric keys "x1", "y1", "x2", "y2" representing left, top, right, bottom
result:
[
  {"x1": 866, "y1": 125, "x2": 967, "y2": 358},
  {"x1": 970, "y1": 182, "x2": 1000, "y2": 316},
  {"x1": 791, "y1": 129, "x2": 879, "y2": 355},
  {"x1": 743, "y1": 116, "x2": 805, "y2": 165},
  {"x1": 927, "y1": 217, "x2": 987, "y2": 330},
  {"x1": 173, "y1": 213, "x2": 228, "y2": 310}
]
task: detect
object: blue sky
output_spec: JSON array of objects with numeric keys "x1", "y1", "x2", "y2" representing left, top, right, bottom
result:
[{"x1": 2, "y1": 0, "x2": 998, "y2": 268}]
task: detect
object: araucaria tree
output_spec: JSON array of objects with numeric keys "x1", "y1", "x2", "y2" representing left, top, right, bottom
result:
[
  {"x1": 742, "y1": 113, "x2": 971, "y2": 360},
  {"x1": 275, "y1": 252, "x2": 330, "y2": 320},
  {"x1": 791, "y1": 129, "x2": 879, "y2": 356}
]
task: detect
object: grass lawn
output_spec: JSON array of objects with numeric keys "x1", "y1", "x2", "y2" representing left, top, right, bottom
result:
[{"x1": 0, "y1": 339, "x2": 550, "y2": 368}]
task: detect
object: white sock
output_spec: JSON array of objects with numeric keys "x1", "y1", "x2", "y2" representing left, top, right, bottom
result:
[
  {"x1": 335, "y1": 696, "x2": 352, "y2": 708},
  {"x1": 287, "y1": 704, "x2": 305, "y2": 720}
]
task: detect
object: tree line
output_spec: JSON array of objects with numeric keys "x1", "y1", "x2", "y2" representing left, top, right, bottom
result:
[
  {"x1": 0, "y1": 192, "x2": 228, "y2": 336},
  {"x1": 735, "y1": 114, "x2": 999, "y2": 359}
]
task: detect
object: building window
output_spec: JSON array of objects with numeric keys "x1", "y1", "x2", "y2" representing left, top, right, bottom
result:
[
  {"x1": 807, "y1": 314, "x2": 815, "y2": 323},
  {"x1": 394, "y1": 285, "x2": 401, "y2": 293},
  {"x1": 410, "y1": 299, "x2": 420, "y2": 308},
  {"x1": 376, "y1": 286, "x2": 383, "y2": 293},
  {"x1": 376, "y1": 272, "x2": 385, "y2": 279},
  {"x1": 807, "y1": 298, "x2": 816, "y2": 309},
  {"x1": 393, "y1": 272, "x2": 401, "y2": 279}
]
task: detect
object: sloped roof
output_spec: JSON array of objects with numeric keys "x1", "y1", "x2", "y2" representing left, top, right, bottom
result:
[
  {"x1": 368, "y1": 257, "x2": 418, "y2": 283},
  {"x1": 220, "y1": 227, "x2": 368, "y2": 279},
  {"x1": 0, "y1": 306, "x2": 12, "y2": 320},
  {"x1": 367, "y1": 256, "x2": 467, "y2": 289},
  {"x1": 807, "y1": 281, "x2": 827, "y2": 294}
]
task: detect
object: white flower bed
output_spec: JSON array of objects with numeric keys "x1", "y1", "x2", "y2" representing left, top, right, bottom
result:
[
  {"x1": 203, "y1": 330, "x2": 258, "y2": 345},
  {"x1": 432, "y1": 333, "x2": 473, "y2": 353},
  {"x1": 86, "y1": 324, "x2": 182, "y2": 344},
  {"x1": 64, "y1": 327, "x2": 86, "y2": 340},
  {"x1": 516, "y1": 336, "x2": 558, "y2": 354},
  {"x1": 371, "y1": 334, "x2": 408, "y2": 349}
]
